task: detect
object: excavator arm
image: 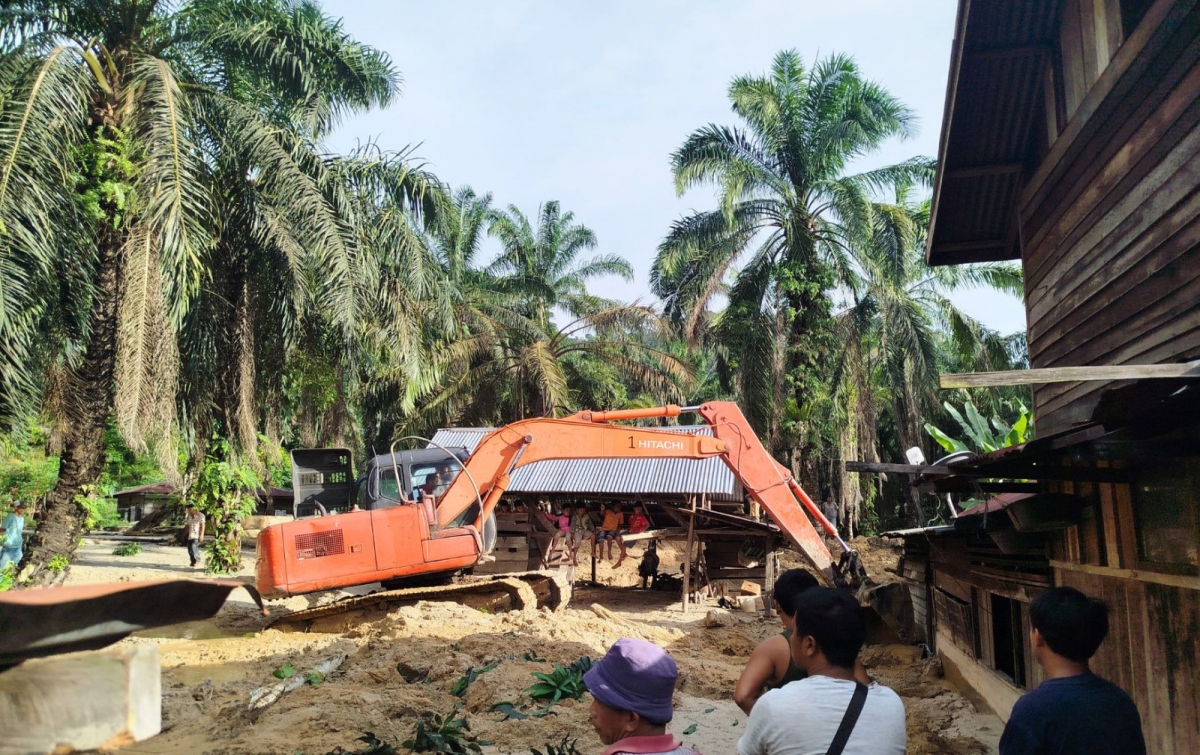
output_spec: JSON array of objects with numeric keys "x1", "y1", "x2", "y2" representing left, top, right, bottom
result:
[{"x1": 432, "y1": 401, "x2": 860, "y2": 588}]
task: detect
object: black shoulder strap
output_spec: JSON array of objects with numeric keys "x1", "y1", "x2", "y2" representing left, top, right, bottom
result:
[{"x1": 825, "y1": 682, "x2": 869, "y2": 755}]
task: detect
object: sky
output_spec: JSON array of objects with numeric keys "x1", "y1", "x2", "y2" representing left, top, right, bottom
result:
[{"x1": 324, "y1": 0, "x2": 1027, "y2": 336}]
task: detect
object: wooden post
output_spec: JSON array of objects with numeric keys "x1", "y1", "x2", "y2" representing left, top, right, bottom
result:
[
  {"x1": 763, "y1": 535, "x2": 777, "y2": 618},
  {"x1": 0, "y1": 645, "x2": 161, "y2": 754},
  {"x1": 682, "y1": 494, "x2": 696, "y2": 613}
]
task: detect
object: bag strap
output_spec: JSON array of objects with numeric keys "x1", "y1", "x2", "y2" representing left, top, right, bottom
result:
[{"x1": 825, "y1": 682, "x2": 869, "y2": 755}]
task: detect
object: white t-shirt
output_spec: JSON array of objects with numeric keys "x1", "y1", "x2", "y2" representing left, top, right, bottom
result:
[{"x1": 737, "y1": 675, "x2": 906, "y2": 755}]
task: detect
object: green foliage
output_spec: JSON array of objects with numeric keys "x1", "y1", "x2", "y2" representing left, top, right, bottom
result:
[
  {"x1": 531, "y1": 736, "x2": 582, "y2": 755},
  {"x1": 273, "y1": 661, "x2": 296, "y2": 680},
  {"x1": 403, "y1": 713, "x2": 485, "y2": 755},
  {"x1": 0, "y1": 563, "x2": 15, "y2": 591},
  {"x1": 324, "y1": 732, "x2": 397, "y2": 755},
  {"x1": 112, "y1": 542, "x2": 142, "y2": 556},
  {"x1": 924, "y1": 400, "x2": 1032, "y2": 454},
  {"x1": 487, "y1": 702, "x2": 528, "y2": 721},
  {"x1": 74, "y1": 125, "x2": 140, "y2": 230},
  {"x1": 450, "y1": 660, "x2": 500, "y2": 697},
  {"x1": 0, "y1": 419, "x2": 59, "y2": 504},
  {"x1": 190, "y1": 437, "x2": 261, "y2": 574},
  {"x1": 76, "y1": 485, "x2": 125, "y2": 530},
  {"x1": 526, "y1": 658, "x2": 592, "y2": 704},
  {"x1": 46, "y1": 555, "x2": 68, "y2": 573}
]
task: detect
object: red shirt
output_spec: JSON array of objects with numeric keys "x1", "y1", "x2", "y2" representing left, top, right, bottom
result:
[{"x1": 628, "y1": 513, "x2": 650, "y2": 534}]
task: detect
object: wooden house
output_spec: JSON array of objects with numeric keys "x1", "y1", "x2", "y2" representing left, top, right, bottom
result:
[{"x1": 890, "y1": 1, "x2": 1200, "y2": 752}]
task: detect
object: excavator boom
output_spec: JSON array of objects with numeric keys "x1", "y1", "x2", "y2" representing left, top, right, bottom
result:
[{"x1": 430, "y1": 401, "x2": 848, "y2": 586}]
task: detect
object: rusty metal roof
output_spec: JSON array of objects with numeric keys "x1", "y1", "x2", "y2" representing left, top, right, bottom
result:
[
  {"x1": 430, "y1": 426, "x2": 743, "y2": 501},
  {"x1": 927, "y1": 0, "x2": 1059, "y2": 265}
]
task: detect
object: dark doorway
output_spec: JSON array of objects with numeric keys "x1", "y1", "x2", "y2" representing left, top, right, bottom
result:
[{"x1": 991, "y1": 594, "x2": 1026, "y2": 687}]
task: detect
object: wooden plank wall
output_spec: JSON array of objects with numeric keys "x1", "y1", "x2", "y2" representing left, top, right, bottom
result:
[
  {"x1": 1019, "y1": 1, "x2": 1200, "y2": 433},
  {"x1": 898, "y1": 538, "x2": 931, "y2": 644},
  {"x1": 1057, "y1": 569, "x2": 1200, "y2": 755}
]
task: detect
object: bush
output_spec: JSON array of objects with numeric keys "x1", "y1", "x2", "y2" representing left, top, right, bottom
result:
[
  {"x1": 77, "y1": 485, "x2": 126, "y2": 530},
  {"x1": 526, "y1": 657, "x2": 593, "y2": 705},
  {"x1": 403, "y1": 713, "x2": 486, "y2": 755},
  {"x1": 112, "y1": 542, "x2": 142, "y2": 556}
]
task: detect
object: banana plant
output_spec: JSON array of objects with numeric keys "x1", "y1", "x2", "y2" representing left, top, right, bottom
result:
[{"x1": 924, "y1": 400, "x2": 1031, "y2": 454}]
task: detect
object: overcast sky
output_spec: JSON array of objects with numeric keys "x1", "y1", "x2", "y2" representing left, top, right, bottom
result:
[{"x1": 324, "y1": 0, "x2": 1027, "y2": 335}]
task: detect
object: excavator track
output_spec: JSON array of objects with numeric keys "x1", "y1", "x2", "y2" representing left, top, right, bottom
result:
[{"x1": 268, "y1": 570, "x2": 571, "y2": 632}]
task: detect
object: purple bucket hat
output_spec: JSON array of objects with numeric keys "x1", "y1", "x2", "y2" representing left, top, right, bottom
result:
[{"x1": 583, "y1": 638, "x2": 678, "y2": 724}]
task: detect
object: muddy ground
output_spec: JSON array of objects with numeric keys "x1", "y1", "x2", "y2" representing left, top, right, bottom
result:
[{"x1": 67, "y1": 536, "x2": 1002, "y2": 755}]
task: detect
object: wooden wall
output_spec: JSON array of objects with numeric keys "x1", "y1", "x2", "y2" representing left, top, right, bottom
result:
[
  {"x1": 1057, "y1": 568, "x2": 1200, "y2": 755},
  {"x1": 1019, "y1": 1, "x2": 1200, "y2": 433}
]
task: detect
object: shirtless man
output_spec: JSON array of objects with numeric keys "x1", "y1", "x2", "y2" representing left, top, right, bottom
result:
[{"x1": 733, "y1": 569, "x2": 871, "y2": 714}]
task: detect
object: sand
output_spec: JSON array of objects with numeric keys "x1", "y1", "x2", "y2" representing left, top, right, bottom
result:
[{"x1": 63, "y1": 537, "x2": 1000, "y2": 755}]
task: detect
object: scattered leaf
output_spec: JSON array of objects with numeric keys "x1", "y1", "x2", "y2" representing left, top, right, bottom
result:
[
  {"x1": 273, "y1": 661, "x2": 295, "y2": 679},
  {"x1": 683, "y1": 724, "x2": 698, "y2": 735},
  {"x1": 703, "y1": 708, "x2": 715, "y2": 714}
]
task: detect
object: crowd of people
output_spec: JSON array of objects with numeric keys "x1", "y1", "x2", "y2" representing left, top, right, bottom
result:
[{"x1": 585, "y1": 572, "x2": 1146, "y2": 755}]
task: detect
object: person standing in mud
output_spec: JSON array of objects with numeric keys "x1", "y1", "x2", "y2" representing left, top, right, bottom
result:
[
  {"x1": 738, "y1": 588, "x2": 905, "y2": 755},
  {"x1": 734, "y1": 570, "x2": 871, "y2": 714},
  {"x1": 183, "y1": 504, "x2": 205, "y2": 569},
  {"x1": 999, "y1": 587, "x2": 1145, "y2": 755},
  {"x1": 583, "y1": 638, "x2": 700, "y2": 755},
  {"x1": 821, "y1": 491, "x2": 838, "y2": 535}
]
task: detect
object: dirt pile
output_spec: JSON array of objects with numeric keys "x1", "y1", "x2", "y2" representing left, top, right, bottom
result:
[
  {"x1": 72, "y1": 538, "x2": 996, "y2": 755},
  {"x1": 132, "y1": 592, "x2": 995, "y2": 755}
]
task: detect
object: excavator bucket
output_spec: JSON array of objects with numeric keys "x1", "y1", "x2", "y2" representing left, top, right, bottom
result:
[
  {"x1": 858, "y1": 580, "x2": 914, "y2": 645},
  {"x1": 834, "y1": 548, "x2": 914, "y2": 644}
]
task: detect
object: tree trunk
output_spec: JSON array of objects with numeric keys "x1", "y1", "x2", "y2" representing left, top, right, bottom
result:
[{"x1": 21, "y1": 229, "x2": 123, "y2": 586}]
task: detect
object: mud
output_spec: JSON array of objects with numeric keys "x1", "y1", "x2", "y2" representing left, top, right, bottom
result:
[{"x1": 66, "y1": 538, "x2": 997, "y2": 755}]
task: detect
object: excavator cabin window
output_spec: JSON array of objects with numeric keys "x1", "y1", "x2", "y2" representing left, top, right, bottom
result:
[{"x1": 409, "y1": 463, "x2": 460, "y2": 501}]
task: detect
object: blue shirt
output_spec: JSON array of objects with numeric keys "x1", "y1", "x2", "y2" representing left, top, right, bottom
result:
[
  {"x1": 2, "y1": 512, "x2": 24, "y2": 549},
  {"x1": 1000, "y1": 672, "x2": 1145, "y2": 755}
]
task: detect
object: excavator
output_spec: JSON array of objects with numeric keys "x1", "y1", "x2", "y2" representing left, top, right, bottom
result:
[{"x1": 257, "y1": 402, "x2": 908, "y2": 635}]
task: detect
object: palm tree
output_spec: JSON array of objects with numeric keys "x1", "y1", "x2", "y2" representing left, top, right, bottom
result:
[
  {"x1": 830, "y1": 189, "x2": 1023, "y2": 528},
  {"x1": 652, "y1": 51, "x2": 932, "y2": 455},
  {"x1": 376, "y1": 196, "x2": 690, "y2": 432},
  {"x1": 488, "y1": 201, "x2": 634, "y2": 326},
  {"x1": 0, "y1": 0, "x2": 397, "y2": 582},
  {"x1": 407, "y1": 305, "x2": 693, "y2": 428}
]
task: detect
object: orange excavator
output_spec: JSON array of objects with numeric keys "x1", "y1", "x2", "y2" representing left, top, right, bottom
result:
[{"x1": 258, "y1": 402, "x2": 907, "y2": 634}]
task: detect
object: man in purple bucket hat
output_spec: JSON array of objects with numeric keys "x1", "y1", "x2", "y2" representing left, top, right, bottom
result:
[{"x1": 584, "y1": 638, "x2": 701, "y2": 755}]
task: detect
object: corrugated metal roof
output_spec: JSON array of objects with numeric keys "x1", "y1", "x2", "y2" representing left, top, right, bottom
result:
[{"x1": 429, "y1": 426, "x2": 743, "y2": 501}]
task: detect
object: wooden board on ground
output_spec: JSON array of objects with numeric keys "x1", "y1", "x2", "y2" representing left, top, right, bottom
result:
[{"x1": 0, "y1": 644, "x2": 160, "y2": 755}]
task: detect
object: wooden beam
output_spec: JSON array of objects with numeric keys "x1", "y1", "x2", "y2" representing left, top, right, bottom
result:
[
  {"x1": 682, "y1": 495, "x2": 695, "y2": 614},
  {"x1": 763, "y1": 536, "x2": 777, "y2": 619},
  {"x1": 620, "y1": 528, "x2": 686, "y2": 543},
  {"x1": 845, "y1": 462, "x2": 953, "y2": 475},
  {"x1": 0, "y1": 645, "x2": 160, "y2": 754},
  {"x1": 940, "y1": 361, "x2": 1200, "y2": 388},
  {"x1": 1049, "y1": 560, "x2": 1200, "y2": 591}
]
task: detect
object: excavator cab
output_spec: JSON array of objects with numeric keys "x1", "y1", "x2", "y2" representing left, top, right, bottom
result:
[
  {"x1": 256, "y1": 447, "x2": 482, "y2": 598},
  {"x1": 289, "y1": 447, "x2": 470, "y2": 517}
]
